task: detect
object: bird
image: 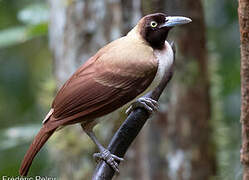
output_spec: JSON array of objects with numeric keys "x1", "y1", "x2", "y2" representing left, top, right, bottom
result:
[{"x1": 19, "y1": 13, "x2": 191, "y2": 176}]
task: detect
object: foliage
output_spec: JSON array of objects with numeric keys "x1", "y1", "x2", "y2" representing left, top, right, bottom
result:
[
  {"x1": 0, "y1": 0, "x2": 53, "y2": 176},
  {"x1": 0, "y1": 3, "x2": 48, "y2": 48}
]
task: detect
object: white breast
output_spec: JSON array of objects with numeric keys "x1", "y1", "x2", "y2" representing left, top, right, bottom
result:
[{"x1": 144, "y1": 41, "x2": 174, "y2": 94}]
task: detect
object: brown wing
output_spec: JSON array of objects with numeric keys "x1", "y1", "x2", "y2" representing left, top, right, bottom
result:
[{"x1": 50, "y1": 37, "x2": 157, "y2": 126}]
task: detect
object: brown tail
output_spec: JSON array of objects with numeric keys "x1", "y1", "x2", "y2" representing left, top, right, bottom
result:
[{"x1": 19, "y1": 126, "x2": 56, "y2": 176}]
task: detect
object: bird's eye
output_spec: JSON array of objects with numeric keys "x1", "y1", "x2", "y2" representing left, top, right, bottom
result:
[{"x1": 150, "y1": 21, "x2": 158, "y2": 28}]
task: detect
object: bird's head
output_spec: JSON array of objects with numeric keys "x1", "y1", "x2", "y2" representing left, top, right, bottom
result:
[{"x1": 137, "y1": 13, "x2": 192, "y2": 49}]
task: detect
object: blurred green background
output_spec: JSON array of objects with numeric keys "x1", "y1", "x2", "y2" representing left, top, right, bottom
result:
[
  {"x1": 0, "y1": 0, "x2": 54, "y2": 176},
  {"x1": 0, "y1": 0, "x2": 240, "y2": 179}
]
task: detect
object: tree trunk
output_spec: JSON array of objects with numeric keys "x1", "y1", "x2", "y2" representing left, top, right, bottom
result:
[
  {"x1": 148, "y1": 0, "x2": 216, "y2": 179},
  {"x1": 238, "y1": 0, "x2": 249, "y2": 179}
]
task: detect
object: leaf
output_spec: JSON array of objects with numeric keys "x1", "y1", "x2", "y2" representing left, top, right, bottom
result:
[
  {"x1": 17, "y1": 3, "x2": 49, "y2": 25},
  {"x1": 0, "y1": 124, "x2": 40, "y2": 150},
  {"x1": 0, "y1": 23, "x2": 48, "y2": 48},
  {"x1": 0, "y1": 27, "x2": 27, "y2": 48}
]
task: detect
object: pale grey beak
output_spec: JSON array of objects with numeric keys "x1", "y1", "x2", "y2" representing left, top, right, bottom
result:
[{"x1": 161, "y1": 16, "x2": 192, "y2": 27}]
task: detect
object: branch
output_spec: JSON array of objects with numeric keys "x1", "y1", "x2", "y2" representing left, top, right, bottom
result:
[{"x1": 92, "y1": 43, "x2": 176, "y2": 180}]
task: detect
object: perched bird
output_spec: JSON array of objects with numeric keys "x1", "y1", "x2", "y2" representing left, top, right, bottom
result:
[{"x1": 19, "y1": 13, "x2": 191, "y2": 176}]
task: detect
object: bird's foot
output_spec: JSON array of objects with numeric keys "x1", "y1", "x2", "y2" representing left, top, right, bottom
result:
[
  {"x1": 126, "y1": 97, "x2": 159, "y2": 116},
  {"x1": 93, "y1": 149, "x2": 124, "y2": 173}
]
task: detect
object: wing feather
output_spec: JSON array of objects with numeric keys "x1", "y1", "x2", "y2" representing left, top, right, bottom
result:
[{"x1": 50, "y1": 38, "x2": 157, "y2": 126}]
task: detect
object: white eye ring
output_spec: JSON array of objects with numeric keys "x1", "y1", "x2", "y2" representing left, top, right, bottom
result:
[{"x1": 150, "y1": 21, "x2": 158, "y2": 28}]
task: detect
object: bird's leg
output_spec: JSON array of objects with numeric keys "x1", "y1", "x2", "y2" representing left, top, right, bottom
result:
[
  {"x1": 126, "y1": 97, "x2": 159, "y2": 116},
  {"x1": 81, "y1": 124, "x2": 124, "y2": 173}
]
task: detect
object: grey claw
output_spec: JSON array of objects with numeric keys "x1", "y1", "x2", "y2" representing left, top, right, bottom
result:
[
  {"x1": 139, "y1": 101, "x2": 153, "y2": 113},
  {"x1": 125, "y1": 106, "x2": 132, "y2": 115},
  {"x1": 93, "y1": 153, "x2": 102, "y2": 163},
  {"x1": 126, "y1": 97, "x2": 159, "y2": 116},
  {"x1": 93, "y1": 149, "x2": 123, "y2": 173},
  {"x1": 111, "y1": 154, "x2": 124, "y2": 161},
  {"x1": 143, "y1": 98, "x2": 159, "y2": 112}
]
